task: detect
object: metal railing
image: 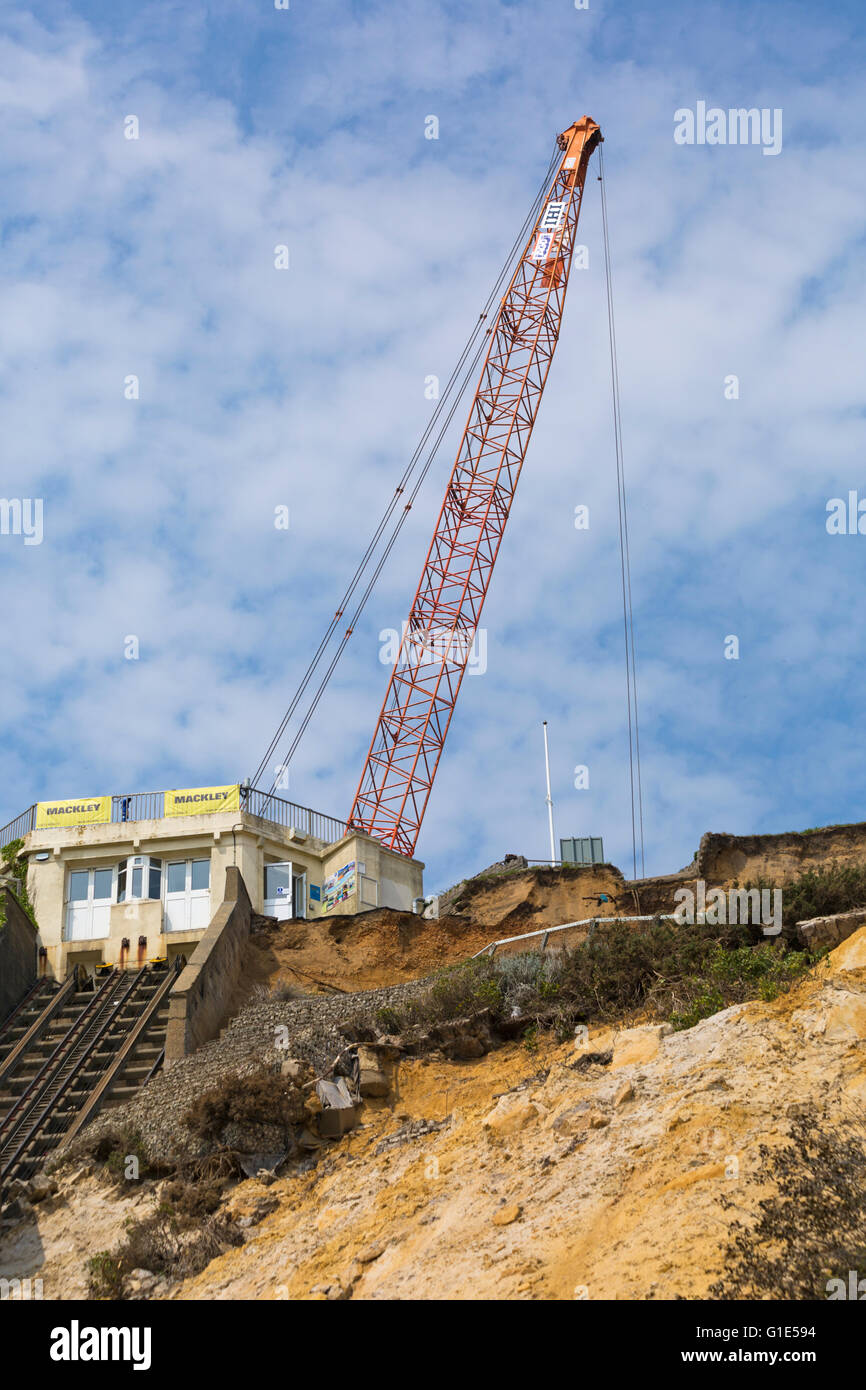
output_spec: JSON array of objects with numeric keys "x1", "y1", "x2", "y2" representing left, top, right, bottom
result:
[
  {"x1": 111, "y1": 791, "x2": 166, "y2": 823},
  {"x1": 0, "y1": 784, "x2": 347, "y2": 852},
  {"x1": 472, "y1": 913, "x2": 677, "y2": 959},
  {"x1": 243, "y1": 787, "x2": 346, "y2": 844},
  {"x1": 0, "y1": 806, "x2": 36, "y2": 852}
]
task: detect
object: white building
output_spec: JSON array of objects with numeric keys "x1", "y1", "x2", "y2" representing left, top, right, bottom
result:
[{"x1": 1, "y1": 783, "x2": 424, "y2": 980}]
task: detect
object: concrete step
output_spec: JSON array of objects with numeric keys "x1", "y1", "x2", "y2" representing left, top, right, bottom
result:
[
  {"x1": 1, "y1": 1027, "x2": 28, "y2": 1044},
  {"x1": 117, "y1": 1063, "x2": 152, "y2": 1083},
  {"x1": 104, "y1": 1084, "x2": 139, "y2": 1105}
]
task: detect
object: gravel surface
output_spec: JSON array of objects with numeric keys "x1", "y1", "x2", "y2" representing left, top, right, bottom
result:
[{"x1": 76, "y1": 977, "x2": 432, "y2": 1164}]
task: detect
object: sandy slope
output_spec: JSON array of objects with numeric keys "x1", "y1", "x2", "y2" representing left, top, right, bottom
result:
[
  {"x1": 6, "y1": 928, "x2": 865, "y2": 1302},
  {"x1": 171, "y1": 928, "x2": 866, "y2": 1300}
]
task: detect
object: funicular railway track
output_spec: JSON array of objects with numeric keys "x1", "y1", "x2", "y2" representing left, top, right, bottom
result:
[{"x1": 0, "y1": 961, "x2": 181, "y2": 1196}]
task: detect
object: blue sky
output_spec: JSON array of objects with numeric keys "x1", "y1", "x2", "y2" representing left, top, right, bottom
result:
[{"x1": 1, "y1": 0, "x2": 865, "y2": 892}]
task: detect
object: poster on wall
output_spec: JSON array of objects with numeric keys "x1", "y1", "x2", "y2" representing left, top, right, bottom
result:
[
  {"x1": 322, "y1": 860, "x2": 355, "y2": 914},
  {"x1": 165, "y1": 784, "x2": 240, "y2": 817},
  {"x1": 35, "y1": 796, "x2": 111, "y2": 829}
]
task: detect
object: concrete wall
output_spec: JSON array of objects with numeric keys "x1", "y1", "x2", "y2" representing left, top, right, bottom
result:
[
  {"x1": 0, "y1": 888, "x2": 38, "y2": 1021},
  {"x1": 321, "y1": 833, "x2": 424, "y2": 916},
  {"x1": 164, "y1": 866, "x2": 252, "y2": 1063}
]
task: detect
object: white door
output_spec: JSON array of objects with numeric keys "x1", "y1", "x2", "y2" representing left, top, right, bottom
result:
[
  {"x1": 293, "y1": 870, "x2": 307, "y2": 920},
  {"x1": 164, "y1": 858, "x2": 211, "y2": 933},
  {"x1": 65, "y1": 867, "x2": 113, "y2": 941},
  {"x1": 264, "y1": 862, "x2": 294, "y2": 920}
]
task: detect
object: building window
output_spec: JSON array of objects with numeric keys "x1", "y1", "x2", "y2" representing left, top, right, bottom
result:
[
  {"x1": 117, "y1": 855, "x2": 162, "y2": 902},
  {"x1": 166, "y1": 861, "x2": 186, "y2": 894},
  {"x1": 67, "y1": 870, "x2": 90, "y2": 903},
  {"x1": 191, "y1": 858, "x2": 210, "y2": 892},
  {"x1": 93, "y1": 867, "x2": 113, "y2": 901},
  {"x1": 165, "y1": 859, "x2": 210, "y2": 895},
  {"x1": 64, "y1": 865, "x2": 114, "y2": 941},
  {"x1": 164, "y1": 857, "x2": 211, "y2": 933}
]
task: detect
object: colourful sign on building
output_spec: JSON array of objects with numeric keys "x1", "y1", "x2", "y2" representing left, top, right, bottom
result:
[
  {"x1": 164, "y1": 784, "x2": 240, "y2": 817},
  {"x1": 322, "y1": 860, "x2": 355, "y2": 914},
  {"x1": 35, "y1": 796, "x2": 111, "y2": 829}
]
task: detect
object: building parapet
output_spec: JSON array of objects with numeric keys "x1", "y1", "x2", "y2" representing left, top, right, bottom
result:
[{"x1": 0, "y1": 785, "x2": 347, "y2": 854}]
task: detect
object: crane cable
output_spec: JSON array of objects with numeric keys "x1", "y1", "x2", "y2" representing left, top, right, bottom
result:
[
  {"x1": 249, "y1": 146, "x2": 561, "y2": 796},
  {"x1": 598, "y1": 143, "x2": 646, "y2": 879},
  {"x1": 267, "y1": 326, "x2": 495, "y2": 785}
]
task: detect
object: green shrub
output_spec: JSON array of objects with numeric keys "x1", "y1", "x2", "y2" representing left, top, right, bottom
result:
[
  {"x1": 0, "y1": 838, "x2": 37, "y2": 930},
  {"x1": 779, "y1": 861, "x2": 866, "y2": 926},
  {"x1": 375, "y1": 1006, "x2": 402, "y2": 1033},
  {"x1": 87, "y1": 1252, "x2": 124, "y2": 1300},
  {"x1": 421, "y1": 957, "x2": 505, "y2": 1023},
  {"x1": 83, "y1": 1127, "x2": 160, "y2": 1185},
  {"x1": 670, "y1": 988, "x2": 726, "y2": 1032},
  {"x1": 711, "y1": 1109, "x2": 866, "y2": 1299},
  {"x1": 386, "y1": 916, "x2": 825, "y2": 1040}
]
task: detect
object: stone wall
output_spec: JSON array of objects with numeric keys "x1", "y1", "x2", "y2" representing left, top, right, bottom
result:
[
  {"x1": 0, "y1": 887, "x2": 38, "y2": 1021},
  {"x1": 164, "y1": 866, "x2": 252, "y2": 1063},
  {"x1": 795, "y1": 908, "x2": 866, "y2": 951}
]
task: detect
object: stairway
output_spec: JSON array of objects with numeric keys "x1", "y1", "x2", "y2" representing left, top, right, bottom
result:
[{"x1": 0, "y1": 963, "x2": 179, "y2": 1197}]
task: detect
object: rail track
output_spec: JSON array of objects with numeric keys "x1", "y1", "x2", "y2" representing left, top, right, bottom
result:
[{"x1": 0, "y1": 961, "x2": 181, "y2": 1197}]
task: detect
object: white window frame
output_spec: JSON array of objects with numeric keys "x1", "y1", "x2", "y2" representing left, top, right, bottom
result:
[
  {"x1": 117, "y1": 854, "x2": 163, "y2": 904},
  {"x1": 163, "y1": 856, "x2": 211, "y2": 933},
  {"x1": 64, "y1": 865, "x2": 116, "y2": 942}
]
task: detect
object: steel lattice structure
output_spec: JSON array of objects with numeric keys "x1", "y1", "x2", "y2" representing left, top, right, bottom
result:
[{"x1": 348, "y1": 117, "x2": 603, "y2": 857}]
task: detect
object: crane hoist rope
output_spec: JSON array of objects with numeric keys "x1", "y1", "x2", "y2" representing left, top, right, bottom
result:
[{"x1": 598, "y1": 142, "x2": 645, "y2": 880}]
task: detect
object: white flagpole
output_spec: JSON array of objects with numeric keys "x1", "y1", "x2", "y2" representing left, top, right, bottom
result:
[{"x1": 542, "y1": 720, "x2": 557, "y2": 868}]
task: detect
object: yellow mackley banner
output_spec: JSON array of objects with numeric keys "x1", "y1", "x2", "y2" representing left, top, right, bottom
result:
[
  {"x1": 165, "y1": 784, "x2": 239, "y2": 817},
  {"x1": 35, "y1": 796, "x2": 111, "y2": 829}
]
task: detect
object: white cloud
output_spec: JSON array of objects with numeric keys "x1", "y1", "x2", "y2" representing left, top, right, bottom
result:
[{"x1": 1, "y1": 3, "x2": 865, "y2": 892}]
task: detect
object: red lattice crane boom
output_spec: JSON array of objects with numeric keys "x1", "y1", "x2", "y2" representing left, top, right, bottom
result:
[{"x1": 348, "y1": 117, "x2": 602, "y2": 857}]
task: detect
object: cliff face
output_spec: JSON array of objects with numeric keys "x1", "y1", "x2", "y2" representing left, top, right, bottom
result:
[
  {"x1": 235, "y1": 864, "x2": 626, "y2": 1001},
  {"x1": 5, "y1": 927, "x2": 866, "y2": 1301},
  {"x1": 6, "y1": 824, "x2": 866, "y2": 1303},
  {"x1": 164, "y1": 927, "x2": 866, "y2": 1301},
  {"x1": 237, "y1": 824, "x2": 866, "y2": 1002},
  {"x1": 696, "y1": 821, "x2": 866, "y2": 885}
]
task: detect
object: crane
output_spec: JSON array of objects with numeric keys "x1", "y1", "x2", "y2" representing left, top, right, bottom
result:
[{"x1": 347, "y1": 117, "x2": 603, "y2": 858}]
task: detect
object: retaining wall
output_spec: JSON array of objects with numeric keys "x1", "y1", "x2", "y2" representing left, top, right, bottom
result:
[{"x1": 164, "y1": 866, "x2": 252, "y2": 1063}]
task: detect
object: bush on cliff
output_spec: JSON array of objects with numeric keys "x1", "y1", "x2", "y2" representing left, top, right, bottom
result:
[{"x1": 383, "y1": 917, "x2": 822, "y2": 1038}]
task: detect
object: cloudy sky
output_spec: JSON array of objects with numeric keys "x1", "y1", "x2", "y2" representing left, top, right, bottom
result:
[{"x1": 1, "y1": 0, "x2": 865, "y2": 892}]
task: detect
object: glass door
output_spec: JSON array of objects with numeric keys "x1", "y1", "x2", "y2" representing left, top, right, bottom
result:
[
  {"x1": 292, "y1": 869, "x2": 307, "y2": 920},
  {"x1": 264, "y1": 861, "x2": 293, "y2": 920}
]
